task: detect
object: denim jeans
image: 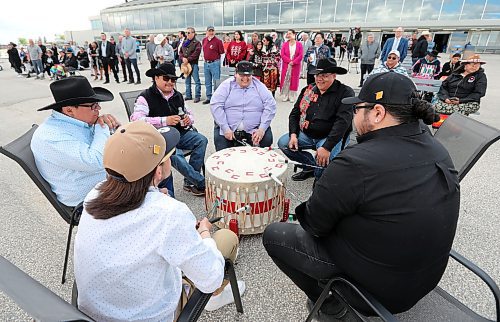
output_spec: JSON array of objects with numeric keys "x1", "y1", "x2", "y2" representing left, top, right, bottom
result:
[
  {"x1": 158, "y1": 174, "x2": 175, "y2": 198},
  {"x1": 170, "y1": 129, "x2": 207, "y2": 189},
  {"x1": 214, "y1": 126, "x2": 273, "y2": 151},
  {"x1": 125, "y1": 58, "x2": 140, "y2": 82},
  {"x1": 204, "y1": 60, "x2": 221, "y2": 100},
  {"x1": 32, "y1": 59, "x2": 43, "y2": 75},
  {"x1": 185, "y1": 63, "x2": 201, "y2": 99},
  {"x1": 277, "y1": 131, "x2": 347, "y2": 178}
]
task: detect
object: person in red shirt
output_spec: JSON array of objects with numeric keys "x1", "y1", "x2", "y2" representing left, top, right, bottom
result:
[
  {"x1": 202, "y1": 26, "x2": 225, "y2": 104},
  {"x1": 226, "y1": 30, "x2": 247, "y2": 67}
]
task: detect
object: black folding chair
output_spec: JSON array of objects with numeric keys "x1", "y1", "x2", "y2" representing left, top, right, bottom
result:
[
  {"x1": 0, "y1": 125, "x2": 81, "y2": 284},
  {"x1": 0, "y1": 255, "x2": 93, "y2": 321},
  {"x1": 306, "y1": 113, "x2": 500, "y2": 322}
]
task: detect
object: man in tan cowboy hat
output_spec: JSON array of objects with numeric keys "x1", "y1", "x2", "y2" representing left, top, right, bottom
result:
[
  {"x1": 435, "y1": 53, "x2": 487, "y2": 116},
  {"x1": 31, "y1": 76, "x2": 121, "y2": 207},
  {"x1": 154, "y1": 34, "x2": 175, "y2": 66},
  {"x1": 131, "y1": 62, "x2": 208, "y2": 196}
]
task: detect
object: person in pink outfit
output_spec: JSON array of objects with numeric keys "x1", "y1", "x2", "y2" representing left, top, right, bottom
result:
[{"x1": 280, "y1": 29, "x2": 304, "y2": 103}]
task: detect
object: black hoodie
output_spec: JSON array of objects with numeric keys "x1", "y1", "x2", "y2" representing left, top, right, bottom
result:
[
  {"x1": 437, "y1": 67, "x2": 487, "y2": 103},
  {"x1": 411, "y1": 36, "x2": 428, "y2": 59}
]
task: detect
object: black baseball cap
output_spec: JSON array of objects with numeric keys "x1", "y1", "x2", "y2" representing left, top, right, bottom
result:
[
  {"x1": 342, "y1": 71, "x2": 417, "y2": 106},
  {"x1": 236, "y1": 61, "x2": 253, "y2": 75}
]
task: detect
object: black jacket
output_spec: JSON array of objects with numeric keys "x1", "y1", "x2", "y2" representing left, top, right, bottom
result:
[
  {"x1": 139, "y1": 85, "x2": 188, "y2": 134},
  {"x1": 296, "y1": 122, "x2": 460, "y2": 313},
  {"x1": 64, "y1": 55, "x2": 78, "y2": 69},
  {"x1": 436, "y1": 61, "x2": 460, "y2": 79},
  {"x1": 437, "y1": 68, "x2": 487, "y2": 103},
  {"x1": 411, "y1": 36, "x2": 428, "y2": 59},
  {"x1": 289, "y1": 81, "x2": 354, "y2": 151},
  {"x1": 180, "y1": 38, "x2": 202, "y2": 64},
  {"x1": 98, "y1": 41, "x2": 117, "y2": 60},
  {"x1": 7, "y1": 47, "x2": 22, "y2": 67}
]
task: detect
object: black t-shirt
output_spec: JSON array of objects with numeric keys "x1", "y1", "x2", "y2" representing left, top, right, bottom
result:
[{"x1": 296, "y1": 122, "x2": 460, "y2": 313}]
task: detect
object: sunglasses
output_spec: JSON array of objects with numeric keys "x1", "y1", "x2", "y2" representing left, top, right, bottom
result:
[
  {"x1": 387, "y1": 56, "x2": 398, "y2": 60},
  {"x1": 160, "y1": 75, "x2": 177, "y2": 83},
  {"x1": 352, "y1": 103, "x2": 375, "y2": 114},
  {"x1": 79, "y1": 102, "x2": 100, "y2": 110}
]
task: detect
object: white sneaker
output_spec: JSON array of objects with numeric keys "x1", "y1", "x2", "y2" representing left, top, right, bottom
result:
[
  {"x1": 17, "y1": 74, "x2": 23, "y2": 78},
  {"x1": 204, "y1": 281, "x2": 246, "y2": 311},
  {"x1": 282, "y1": 95, "x2": 289, "y2": 102}
]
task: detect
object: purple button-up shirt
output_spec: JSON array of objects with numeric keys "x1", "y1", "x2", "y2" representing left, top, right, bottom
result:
[{"x1": 210, "y1": 77, "x2": 276, "y2": 135}]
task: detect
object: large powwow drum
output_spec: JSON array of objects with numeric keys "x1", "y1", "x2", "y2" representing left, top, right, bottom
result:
[{"x1": 205, "y1": 146, "x2": 288, "y2": 235}]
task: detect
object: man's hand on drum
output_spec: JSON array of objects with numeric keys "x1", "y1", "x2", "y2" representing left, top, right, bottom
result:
[
  {"x1": 224, "y1": 130, "x2": 234, "y2": 141},
  {"x1": 252, "y1": 128, "x2": 264, "y2": 146},
  {"x1": 166, "y1": 115, "x2": 181, "y2": 126},
  {"x1": 316, "y1": 147, "x2": 330, "y2": 167},
  {"x1": 288, "y1": 134, "x2": 299, "y2": 151},
  {"x1": 197, "y1": 218, "x2": 212, "y2": 239}
]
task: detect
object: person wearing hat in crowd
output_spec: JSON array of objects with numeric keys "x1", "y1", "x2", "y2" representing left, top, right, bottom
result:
[
  {"x1": 436, "y1": 52, "x2": 461, "y2": 80},
  {"x1": 153, "y1": 33, "x2": 175, "y2": 67},
  {"x1": 264, "y1": 72, "x2": 459, "y2": 320},
  {"x1": 74, "y1": 121, "x2": 244, "y2": 321},
  {"x1": 131, "y1": 62, "x2": 208, "y2": 196},
  {"x1": 411, "y1": 30, "x2": 432, "y2": 65},
  {"x1": 202, "y1": 26, "x2": 225, "y2": 105},
  {"x1": 7, "y1": 42, "x2": 23, "y2": 76},
  {"x1": 435, "y1": 54, "x2": 487, "y2": 116},
  {"x1": 412, "y1": 49, "x2": 441, "y2": 79},
  {"x1": 180, "y1": 27, "x2": 203, "y2": 103},
  {"x1": 277, "y1": 58, "x2": 354, "y2": 182},
  {"x1": 210, "y1": 61, "x2": 277, "y2": 151},
  {"x1": 98, "y1": 33, "x2": 119, "y2": 84},
  {"x1": 63, "y1": 48, "x2": 79, "y2": 74},
  {"x1": 370, "y1": 50, "x2": 409, "y2": 77},
  {"x1": 30, "y1": 76, "x2": 120, "y2": 207}
]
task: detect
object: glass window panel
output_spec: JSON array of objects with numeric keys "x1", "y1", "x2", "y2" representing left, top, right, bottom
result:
[
  {"x1": 268, "y1": 2, "x2": 280, "y2": 24},
  {"x1": 320, "y1": 0, "x2": 336, "y2": 23},
  {"x1": 385, "y1": 0, "x2": 404, "y2": 20},
  {"x1": 477, "y1": 31, "x2": 489, "y2": 46},
  {"x1": 141, "y1": 10, "x2": 149, "y2": 30},
  {"x1": 234, "y1": 3, "x2": 245, "y2": 26},
  {"x1": 170, "y1": 10, "x2": 185, "y2": 29},
  {"x1": 224, "y1": 1, "x2": 234, "y2": 26},
  {"x1": 483, "y1": 0, "x2": 500, "y2": 19},
  {"x1": 245, "y1": 3, "x2": 256, "y2": 25},
  {"x1": 488, "y1": 31, "x2": 500, "y2": 46},
  {"x1": 335, "y1": 0, "x2": 351, "y2": 22},
  {"x1": 366, "y1": 0, "x2": 392, "y2": 22},
  {"x1": 256, "y1": 3, "x2": 268, "y2": 24},
  {"x1": 161, "y1": 8, "x2": 170, "y2": 29},
  {"x1": 146, "y1": 9, "x2": 155, "y2": 30},
  {"x1": 281, "y1": 1, "x2": 294, "y2": 24},
  {"x1": 101, "y1": 14, "x2": 110, "y2": 32},
  {"x1": 186, "y1": 8, "x2": 195, "y2": 27},
  {"x1": 153, "y1": 8, "x2": 162, "y2": 29},
  {"x1": 401, "y1": 0, "x2": 422, "y2": 21},
  {"x1": 306, "y1": 0, "x2": 321, "y2": 23},
  {"x1": 204, "y1": 5, "x2": 214, "y2": 27},
  {"x1": 461, "y1": 0, "x2": 485, "y2": 19},
  {"x1": 440, "y1": 0, "x2": 464, "y2": 20},
  {"x1": 351, "y1": 0, "x2": 368, "y2": 22},
  {"x1": 420, "y1": 0, "x2": 442, "y2": 20},
  {"x1": 292, "y1": 1, "x2": 306, "y2": 24},
  {"x1": 213, "y1": 3, "x2": 223, "y2": 27}
]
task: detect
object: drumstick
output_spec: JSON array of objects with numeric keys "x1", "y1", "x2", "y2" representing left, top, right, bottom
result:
[
  {"x1": 207, "y1": 199, "x2": 220, "y2": 216},
  {"x1": 268, "y1": 172, "x2": 300, "y2": 201},
  {"x1": 209, "y1": 216, "x2": 224, "y2": 224},
  {"x1": 278, "y1": 159, "x2": 325, "y2": 170}
]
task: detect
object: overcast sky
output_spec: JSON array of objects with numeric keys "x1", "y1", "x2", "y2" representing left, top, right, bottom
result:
[{"x1": 1, "y1": 0, "x2": 124, "y2": 44}]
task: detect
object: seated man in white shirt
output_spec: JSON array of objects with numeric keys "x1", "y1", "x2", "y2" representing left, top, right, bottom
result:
[{"x1": 74, "y1": 121, "x2": 244, "y2": 321}]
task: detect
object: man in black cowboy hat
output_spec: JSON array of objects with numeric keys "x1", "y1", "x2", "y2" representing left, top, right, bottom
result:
[
  {"x1": 131, "y1": 62, "x2": 208, "y2": 196},
  {"x1": 277, "y1": 58, "x2": 354, "y2": 182},
  {"x1": 412, "y1": 49, "x2": 441, "y2": 79},
  {"x1": 264, "y1": 72, "x2": 459, "y2": 320},
  {"x1": 31, "y1": 76, "x2": 121, "y2": 207}
]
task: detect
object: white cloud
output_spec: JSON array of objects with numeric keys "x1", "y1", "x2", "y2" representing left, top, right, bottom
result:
[{"x1": 1, "y1": 0, "x2": 123, "y2": 43}]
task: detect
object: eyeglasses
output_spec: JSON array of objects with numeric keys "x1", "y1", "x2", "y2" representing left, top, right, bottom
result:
[
  {"x1": 160, "y1": 75, "x2": 177, "y2": 83},
  {"x1": 79, "y1": 102, "x2": 100, "y2": 110},
  {"x1": 387, "y1": 56, "x2": 398, "y2": 60},
  {"x1": 352, "y1": 103, "x2": 375, "y2": 114},
  {"x1": 187, "y1": 32, "x2": 193, "y2": 34},
  {"x1": 314, "y1": 73, "x2": 333, "y2": 79}
]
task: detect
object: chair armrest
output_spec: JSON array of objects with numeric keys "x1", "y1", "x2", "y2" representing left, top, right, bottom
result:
[
  {"x1": 176, "y1": 289, "x2": 212, "y2": 322},
  {"x1": 450, "y1": 249, "x2": 500, "y2": 320}
]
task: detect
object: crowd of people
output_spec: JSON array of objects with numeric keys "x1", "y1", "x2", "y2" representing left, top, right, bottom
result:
[{"x1": 3, "y1": 23, "x2": 491, "y2": 322}]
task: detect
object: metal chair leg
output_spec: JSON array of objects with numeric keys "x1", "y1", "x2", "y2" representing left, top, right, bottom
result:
[
  {"x1": 62, "y1": 218, "x2": 75, "y2": 284},
  {"x1": 225, "y1": 260, "x2": 243, "y2": 313},
  {"x1": 305, "y1": 279, "x2": 334, "y2": 322}
]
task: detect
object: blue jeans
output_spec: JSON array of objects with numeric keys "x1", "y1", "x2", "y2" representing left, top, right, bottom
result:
[
  {"x1": 185, "y1": 63, "x2": 201, "y2": 99},
  {"x1": 277, "y1": 132, "x2": 347, "y2": 178},
  {"x1": 125, "y1": 58, "x2": 141, "y2": 82},
  {"x1": 32, "y1": 59, "x2": 43, "y2": 75},
  {"x1": 170, "y1": 129, "x2": 207, "y2": 189},
  {"x1": 158, "y1": 174, "x2": 175, "y2": 198},
  {"x1": 214, "y1": 126, "x2": 273, "y2": 151},
  {"x1": 204, "y1": 60, "x2": 221, "y2": 100}
]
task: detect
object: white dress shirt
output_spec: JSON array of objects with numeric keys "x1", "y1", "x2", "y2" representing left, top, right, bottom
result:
[{"x1": 74, "y1": 186, "x2": 225, "y2": 322}]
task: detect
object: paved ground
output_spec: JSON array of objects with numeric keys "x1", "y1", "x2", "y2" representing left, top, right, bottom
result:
[{"x1": 0, "y1": 55, "x2": 499, "y2": 321}]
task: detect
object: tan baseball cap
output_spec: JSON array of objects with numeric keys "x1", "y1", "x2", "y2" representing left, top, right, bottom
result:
[{"x1": 103, "y1": 121, "x2": 180, "y2": 182}]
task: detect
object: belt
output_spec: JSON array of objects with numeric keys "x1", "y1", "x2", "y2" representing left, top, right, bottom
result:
[{"x1": 205, "y1": 59, "x2": 219, "y2": 63}]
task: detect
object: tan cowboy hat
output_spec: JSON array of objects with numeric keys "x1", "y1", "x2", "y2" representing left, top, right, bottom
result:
[
  {"x1": 180, "y1": 62, "x2": 192, "y2": 78},
  {"x1": 461, "y1": 54, "x2": 486, "y2": 64},
  {"x1": 154, "y1": 34, "x2": 166, "y2": 45}
]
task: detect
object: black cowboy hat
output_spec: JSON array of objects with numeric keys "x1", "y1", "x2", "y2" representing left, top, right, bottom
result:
[
  {"x1": 427, "y1": 49, "x2": 440, "y2": 58},
  {"x1": 145, "y1": 62, "x2": 179, "y2": 79},
  {"x1": 310, "y1": 58, "x2": 347, "y2": 75},
  {"x1": 38, "y1": 76, "x2": 113, "y2": 111}
]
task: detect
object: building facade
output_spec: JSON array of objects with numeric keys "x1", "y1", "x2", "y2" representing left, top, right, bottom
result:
[{"x1": 100, "y1": 0, "x2": 500, "y2": 52}]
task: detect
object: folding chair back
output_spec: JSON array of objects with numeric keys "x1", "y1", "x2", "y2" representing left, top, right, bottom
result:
[
  {"x1": 0, "y1": 256, "x2": 93, "y2": 321},
  {"x1": 119, "y1": 90, "x2": 143, "y2": 120},
  {"x1": 0, "y1": 125, "x2": 74, "y2": 224},
  {"x1": 434, "y1": 113, "x2": 500, "y2": 181}
]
